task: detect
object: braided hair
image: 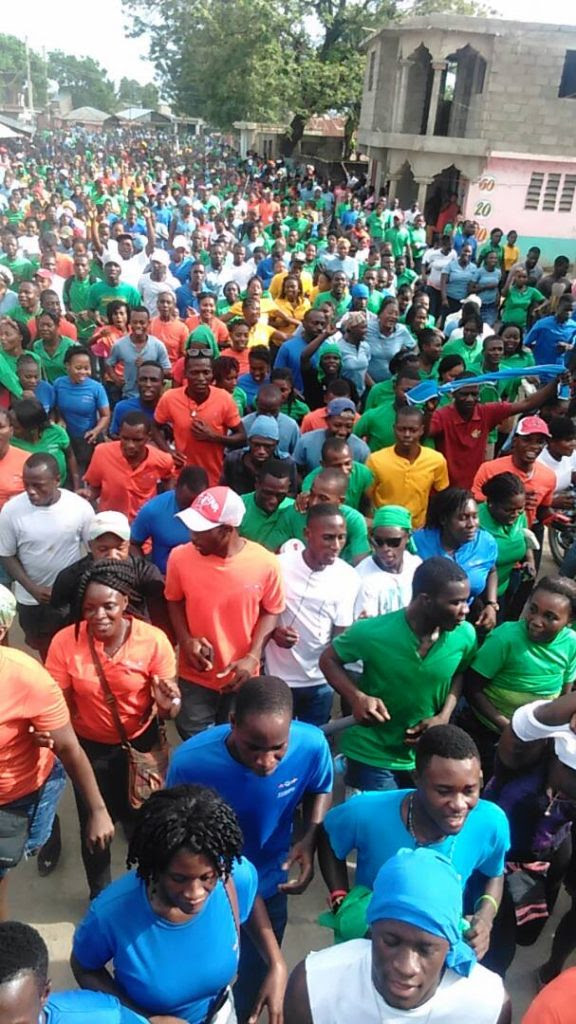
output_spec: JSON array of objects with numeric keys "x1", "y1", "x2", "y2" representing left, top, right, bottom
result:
[
  {"x1": 126, "y1": 785, "x2": 244, "y2": 883},
  {"x1": 74, "y1": 557, "x2": 138, "y2": 637}
]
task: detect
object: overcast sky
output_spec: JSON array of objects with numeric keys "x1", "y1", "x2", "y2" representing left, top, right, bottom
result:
[{"x1": 3, "y1": 0, "x2": 575, "y2": 89}]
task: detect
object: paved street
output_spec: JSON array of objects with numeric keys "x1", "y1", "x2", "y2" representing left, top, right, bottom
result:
[{"x1": 6, "y1": 542, "x2": 571, "y2": 1021}]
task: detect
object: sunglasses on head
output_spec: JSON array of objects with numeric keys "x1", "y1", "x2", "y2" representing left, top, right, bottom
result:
[
  {"x1": 186, "y1": 347, "x2": 213, "y2": 359},
  {"x1": 372, "y1": 536, "x2": 403, "y2": 548}
]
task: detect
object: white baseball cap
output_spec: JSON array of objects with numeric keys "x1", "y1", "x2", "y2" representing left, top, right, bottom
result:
[
  {"x1": 177, "y1": 486, "x2": 245, "y2": 532},
  {"x1": 87, "y1": 511, "x2": 131, "y2": 542},
  {"x1": 172, "y1": 235, "x2": 191, "y2": 251},
  {"x1": 150, "y1": 248, "x2": 170, "y2": 266}
]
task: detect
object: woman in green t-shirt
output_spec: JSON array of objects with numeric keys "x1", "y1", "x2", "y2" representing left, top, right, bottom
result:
[
  {"x1": 500, "y1": 267, "x2": 545, "y2": 328},
  {"x1": 498, "y1": 322, "x2": 536, "y2": 401},
  {"x1": 477, "y1": 471, "x2": 534, "y2": 610},
  {"x1": 10, "y1": 396, "x2": 80, "y2": 489},
  {"x1": 464, "y1": 577, "x2": 576, "y2": 780}
]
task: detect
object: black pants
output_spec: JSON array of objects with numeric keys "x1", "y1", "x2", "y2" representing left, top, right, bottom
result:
[
  {"x1": 74, "y1": 720, "x2": 158, "y2": 899},
  {"x1": 17, "y1": 603, "x2": 69, "y2": 662}
]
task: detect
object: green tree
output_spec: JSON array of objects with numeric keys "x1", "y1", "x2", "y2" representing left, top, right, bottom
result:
[
  {"x1": 140, "y1": 82, "x2": 159, "y2": 108},
  {"x1": 47, "y1": 51, "x2": 117, "y2": 112},
  {"x1": 121, "y1": 0, "x2": 490, "y2": 151},
  {"x1": 0, "y1": 34, "x2": 47, "y2": 110},
  {"x1": 116, "y1": 77, "x2": 159, "y2": 108}
]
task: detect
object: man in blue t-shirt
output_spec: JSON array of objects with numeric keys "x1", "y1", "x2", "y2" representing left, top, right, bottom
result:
[
  {"x1": 167, "y1": 674, "x2": 333, "y2": 1020},
  {"x1": 318, "y1": 724, "x2": 510, "y2": 969},
  {"x1": 273, "y1": 307, "x2": 328, "y2": 392},
  {"x1": 131, "y1": 465, "x2": 208, "y2": 573},
  {"x1": 525, "y1": 293, "x2": 576, "y2": 368},
  {"x1": 0, "y1": 920, "x2": 146, "y2": 1024},
  {"x1": 109, "y1": 361, "x2": 165, "y2": 437}
]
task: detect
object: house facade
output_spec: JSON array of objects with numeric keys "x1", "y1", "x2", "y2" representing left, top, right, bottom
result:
[{"x1": 358, "y1": 15, "x2": 576, "y2": 262}]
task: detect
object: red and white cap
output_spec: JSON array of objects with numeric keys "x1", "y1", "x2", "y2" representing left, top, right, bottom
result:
[
  {"x1": 177, "y1": 486, "x2": 245, "y2": 532},
  {"x1": 516, "y1": 415, "x2": 551, "y2": 438}
]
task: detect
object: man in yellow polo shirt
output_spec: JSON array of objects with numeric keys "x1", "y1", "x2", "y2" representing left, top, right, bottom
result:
[{"x1": 366, "y1": 406, "x2": 449, "y2": 528}]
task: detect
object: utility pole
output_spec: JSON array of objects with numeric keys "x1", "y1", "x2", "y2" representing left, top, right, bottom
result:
[{"x1": 25, "y1": 37, "x2": 34, "y2": 120}]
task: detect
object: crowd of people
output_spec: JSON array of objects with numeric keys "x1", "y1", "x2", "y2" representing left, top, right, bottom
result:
[{"x1": 2, "y1": 129, "x2": 576, "y2": 1023}]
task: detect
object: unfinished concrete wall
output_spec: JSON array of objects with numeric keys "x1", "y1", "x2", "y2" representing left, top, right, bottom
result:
[{"x1": 481, "y1": 26, "x2": 576, "y2": 155}]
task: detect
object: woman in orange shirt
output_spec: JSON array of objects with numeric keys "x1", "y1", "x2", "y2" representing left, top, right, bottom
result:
[
  {"x1": 45, "y1": 559, "x2": 180, "y2": 898},
  {"x1": 185, "y1": 292, "x2": 230, "y2": 347},
  {"x1": 0, "y1": 408, "x2": 28, "y2": 510},
  {"x1": 0, "y1": 583, "x2": 114, "y2": 919},
  {"x1": 90, "y1": 299, "x2": 129, "y2": 401}
]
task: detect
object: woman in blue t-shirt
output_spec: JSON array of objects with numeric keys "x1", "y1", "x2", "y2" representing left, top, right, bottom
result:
[
  {"x1": 413, "y1": 487, "x2": 499, "y2": 631},
  {"x1": 72, "y1": 785, "x2": 287, "y2": 1024},
  {"x1": 53, "y1": 346, "x2": 110, "y2": 475}
]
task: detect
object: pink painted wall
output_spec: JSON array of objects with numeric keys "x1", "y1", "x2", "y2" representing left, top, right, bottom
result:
[{"x1": 463, "y1": 155, "x2": 576, "y2": 259}]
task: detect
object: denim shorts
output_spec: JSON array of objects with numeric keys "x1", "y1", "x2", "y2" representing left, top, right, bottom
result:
[{"x1": 0, "y1": 759, "x2": 66, "y2": 879}]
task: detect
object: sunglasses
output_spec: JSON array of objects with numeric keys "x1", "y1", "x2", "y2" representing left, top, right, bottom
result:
[
  {"x1": 372, "y1": 536, "x2": 403, "y2": 548},
  {"x1": 186, "y1": 347, "x2": 213, "y2": 359}
]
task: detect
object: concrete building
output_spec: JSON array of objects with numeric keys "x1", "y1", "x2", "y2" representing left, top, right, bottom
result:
[
  {"x1": 358, "y1": 15, "x2": 576, "y2": 262},
  {"x1": 233, "y1": 115, "x2": 349, "y2": 163}
]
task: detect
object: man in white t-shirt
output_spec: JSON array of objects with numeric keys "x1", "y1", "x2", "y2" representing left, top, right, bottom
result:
[
  {"x1": 137, "y1": 249, "x2": 179, "y2": 315},
  {"x1": 422, "y1": 235, "x2": 456, "y2": 319},
  {"x1": 0, "y1": 452, "x2": 94, "y2": 658},
  {"x1": 265, "y1": 503, "x2": 360, "y2": 726},
  {"x1": 355, "y1": 505, "x2": 421, "y2": 617},
  {"x1": 537, "y1": 418, "x2": 576, "y2": 494}
]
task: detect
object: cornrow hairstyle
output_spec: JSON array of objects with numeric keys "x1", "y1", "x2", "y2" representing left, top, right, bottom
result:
[
  {"x1": 126, "y1": 785, "x2": 244, "y2": 883},
  {"x1": 75, "y1": 557, "x2": 138, "y2": 637}
]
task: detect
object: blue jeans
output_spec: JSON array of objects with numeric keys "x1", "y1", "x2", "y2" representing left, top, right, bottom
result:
[
  {"x1": 481, "y1": 301, "x2": 499, "y2": 326},
  {"x1": 344, "y1": 756, "x2": 414, "y2": 792},
  {"x1": 233, "y1": 891, "x2": 287, "y2": 1023},
  {"x1": 291, "y1": 684, "x2": 333, "y2": 727},
  {"x1": 0, "y1": 759, "x2": 66, "y2": 879}
]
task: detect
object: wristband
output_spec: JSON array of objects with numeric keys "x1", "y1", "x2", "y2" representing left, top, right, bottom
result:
[
  {"x1": 474, "y1": 893, "x2": 499, "y2": 915},
  {"x1": 329, "y1": 889, "x2": 348, "y2": 910},
  {"x1": 245, "y1": 652, "x2": 260, "y2": 667}
]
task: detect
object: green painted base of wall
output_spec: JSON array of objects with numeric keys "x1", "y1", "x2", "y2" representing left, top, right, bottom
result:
[{"x1": 520, "y1": 237, "x2": 576, "y2": 269}]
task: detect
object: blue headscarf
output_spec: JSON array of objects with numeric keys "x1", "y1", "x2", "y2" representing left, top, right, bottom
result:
[{"x1": 367, "y1": 848, "x2": 476, "y2": 977}]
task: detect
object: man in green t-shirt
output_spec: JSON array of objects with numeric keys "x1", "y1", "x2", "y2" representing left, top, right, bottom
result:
[
  {"x1": 87, "y1": 256, "x2": 142, "y2": 319},
  {"x1": 302, "y1": 437, "x2": 374, "y2": 514},
  {"x1": 320, "y1": 557, "x2": 477, "y2": 790},
  {"x1": 0, "y1": 234, "x2": 36, "y2": 286},
  {"x1": 383, "y1": 216, "x2": 412, "y2": 264},
  {"x1": 239, "y1": 460, "x2": 296, "y2": 551},
  {"x1": 63, "y1": 253, "x2": 97, "y2": 342},
  {"x1": 296, "y1": 468, "x2": 369, "y2": 565}
]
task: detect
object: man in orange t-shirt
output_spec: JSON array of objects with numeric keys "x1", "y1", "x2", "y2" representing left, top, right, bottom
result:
[
  {"x1": 154, "y1": 349, "x2": 245, "y2": 486},
  {"x1": 472, "y1": 415, "x2": 556, "y2": 527},
  {"x1": 166, "y1": 485, "x2": 285, "y2": 736},
  {"x1": 150, "y1": 290, "x2": 189, "y2": 365},
  {"x1": 83, "y1": 411, "x2": 174, "y2": 521},
  {"x1": 522, "y1": 967, "x2": 576, "y2": 1023}
]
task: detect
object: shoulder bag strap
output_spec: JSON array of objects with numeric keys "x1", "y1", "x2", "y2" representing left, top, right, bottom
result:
[
  {"x1": 88, "y1": 631, "x2": 131, "y2": 749},
  {"x1": 224, "y1": 874, "x2": 241, "y2": 943}
]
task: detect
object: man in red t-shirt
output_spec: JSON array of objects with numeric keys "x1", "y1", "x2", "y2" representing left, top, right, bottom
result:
[
  {"x1": 166, "y1": 485, "x2": 284, "y2": 737},
  {"x1": 427, "y1": 374, "x2": 565, "y2": 489}
]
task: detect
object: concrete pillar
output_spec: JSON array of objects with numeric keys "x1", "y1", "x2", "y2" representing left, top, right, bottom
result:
[
  {"x1": 425, "y1": 60, "x2": 447, "y2": 136},
  {"x1": 387, "y1": 174, "x2": 401, "y2": 202},
  {"x1": 415, "y1": 176, "x2": 434, "y2": 209},
  {"x1": 238, "y1": 128, "x2": 249, "y2": 159},
  {"x1": 392, "y1": 59, "x2": 413, "y2": 132}
]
